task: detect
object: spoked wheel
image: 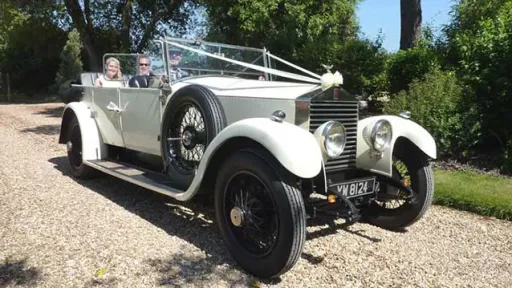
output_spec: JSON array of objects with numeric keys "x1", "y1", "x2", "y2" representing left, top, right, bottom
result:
[
  {"x1": 363, "y1": 145, "x2": 434, "y2": 230},
  {"x1": 215, "y1": 148, "x2": 306, "y2": 278},
  {"x1": 66, "y1": 116, "x2": 96, "y2": 179},
  {"x1": 225, "y1": 172, "x2": 279, "y2": 257},
  {"x1": 168, "y1": 103, "x2": 207, "y2": 174},
  {"x1": 161, "y1": 85, "x2": 226, "y2": 190}
]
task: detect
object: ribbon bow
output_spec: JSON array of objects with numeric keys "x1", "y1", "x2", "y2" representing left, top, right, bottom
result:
[{"x1": 321, "y1": 70, "x2": 343, "y2": 91}]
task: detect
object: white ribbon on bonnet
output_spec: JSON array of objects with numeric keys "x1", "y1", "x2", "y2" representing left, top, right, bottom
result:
[{"x1": 321, "y1": 70, "x2": 344, "y2": 91}]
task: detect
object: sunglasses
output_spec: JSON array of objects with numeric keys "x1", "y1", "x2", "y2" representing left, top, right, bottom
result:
[{"x1": 139, "y1": 63, "x2": 149, "y2": 66}]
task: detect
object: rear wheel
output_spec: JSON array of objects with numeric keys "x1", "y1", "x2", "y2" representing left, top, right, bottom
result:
[
  {"x1": 363, "y1": 145, "x2": 434, "y2": 230},
  {"x1": 214, "y1": 148, "x2": 306, "y2": 278},
  {"x1": 66, "y1": 116, "x2": 97, "y2": 179}
]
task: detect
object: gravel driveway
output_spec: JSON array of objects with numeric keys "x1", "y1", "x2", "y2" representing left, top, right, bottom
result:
[{"x1": 1, "y1": 102, "x2": 511, "y2": 288}]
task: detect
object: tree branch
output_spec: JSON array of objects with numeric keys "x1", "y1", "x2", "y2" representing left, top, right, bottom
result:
[
  {"x1": 135, "y1": 4, "x2": 159, "y2": 53},
  {"x1": 84, "y1": 0, "x2": 93, "y2": 34},
  {"x1": 63, "y1": 0, "x2": 100, "y2": 71}
]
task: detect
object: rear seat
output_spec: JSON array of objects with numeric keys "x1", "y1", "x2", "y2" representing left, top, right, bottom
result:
[
  {"x1": 80, "y1": 72, "x2": 102, "y2": 86},
  {"x1": 79, "y1": 73, "x2": 133, "y2": 87}
]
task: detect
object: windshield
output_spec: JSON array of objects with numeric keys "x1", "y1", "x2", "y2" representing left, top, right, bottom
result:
[{"x1": 164, "y1": 38, "x2": 275, "y2": 82}]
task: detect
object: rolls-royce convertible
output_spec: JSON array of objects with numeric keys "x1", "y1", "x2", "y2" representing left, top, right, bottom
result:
[{"x1": 58, "y1": 36, "x2": 437, "y2": 278}]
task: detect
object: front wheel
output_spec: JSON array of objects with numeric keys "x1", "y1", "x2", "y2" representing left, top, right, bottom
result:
[
  {"x1": 363, "y1": 145, "x2": 434, "y2": 230},
  {"x1": 214, "y1": 148, "x2": 306, "y2": 278}
]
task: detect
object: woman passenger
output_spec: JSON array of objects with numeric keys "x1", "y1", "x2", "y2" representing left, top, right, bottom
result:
[{"x1": 95, "y1": 57, "x2": 125, "y2": 87}]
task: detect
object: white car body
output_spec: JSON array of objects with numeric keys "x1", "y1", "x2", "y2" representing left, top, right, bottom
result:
[{"x1": 58, "y1": 36, "x2": 437, "y2": 201}]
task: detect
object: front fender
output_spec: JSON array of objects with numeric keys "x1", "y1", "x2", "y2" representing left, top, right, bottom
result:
[
  {"x1": 209, "y1": 118, "x2": 323, "y2": 178},
  {"x1": 356, "y1": 115, "x2": 436, "y2": 177},
  {"x1": 175, "y1": 118, "x2": 323, "y2": 201},
  {"x1": 58, "y1": 102, "x2": 107, "y2": 160}
]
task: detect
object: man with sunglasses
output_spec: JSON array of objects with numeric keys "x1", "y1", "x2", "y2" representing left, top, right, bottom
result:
[{"x1": 128, "y1": 55, "x2": 156, "y2": 88}]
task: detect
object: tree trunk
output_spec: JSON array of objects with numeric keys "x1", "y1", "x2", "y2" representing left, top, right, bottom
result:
[
  {"x1": 120, "y1": 0, "x2": 133, "y2": 53},
  {"x1": 400, "y1": 0, "x2": 422, "y2": 50},
  {"x1": 63, "y1": 0, "x2": 101, "y2": 71}
]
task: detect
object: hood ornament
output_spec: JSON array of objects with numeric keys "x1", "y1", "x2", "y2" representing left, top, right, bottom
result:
[
  {"x1": 320, "y1": 64, "x2": 343, "y2": 91},
  {"x1": 321, "y1": 64, "x2": 333, "y2": 73}
]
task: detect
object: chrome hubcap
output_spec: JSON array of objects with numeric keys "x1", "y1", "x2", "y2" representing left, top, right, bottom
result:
[
  {"x1": 182, "y1": 130, "x2": 193, "y2": 146},
  {"x1": 230, "y1": 207, "x2": 245, "y2": 227}
]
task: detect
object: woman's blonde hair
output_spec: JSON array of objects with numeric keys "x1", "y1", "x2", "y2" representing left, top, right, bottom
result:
[{"x1": 105, "y1": 57, "x2": 123, "y2": 80}]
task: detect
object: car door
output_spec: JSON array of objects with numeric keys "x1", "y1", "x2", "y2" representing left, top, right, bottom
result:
[
  {"x1": 92, "y1": 87, "x2": 125, "y2": 147},
  {"x1": 118, "y1": 87, "x2": 163, "y2": 156}
]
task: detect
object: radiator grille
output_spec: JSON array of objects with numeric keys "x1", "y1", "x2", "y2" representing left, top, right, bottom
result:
[{"x1": 309, "y1": 100, "x2": 359, "y2": 171}]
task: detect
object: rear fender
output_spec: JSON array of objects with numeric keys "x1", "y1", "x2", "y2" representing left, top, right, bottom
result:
[
  {"x1": 59, "y1": 102, "x2": 107, "y2": 160},
  {"x1": 356, "y1": 115, "x2": 436, "y2": 177}
]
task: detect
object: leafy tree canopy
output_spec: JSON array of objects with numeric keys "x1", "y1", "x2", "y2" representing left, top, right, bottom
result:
[{"x1": 201, "y1": 0, "x2": 361, "y2": 74}]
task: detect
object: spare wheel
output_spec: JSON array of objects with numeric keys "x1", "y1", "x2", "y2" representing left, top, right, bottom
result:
[{"x1": 161, "y1": 84, "x2": 227, "y2": 190}]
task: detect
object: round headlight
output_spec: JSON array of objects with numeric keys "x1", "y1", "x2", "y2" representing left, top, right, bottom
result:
[
  {"x1": 371, "y1": 120, "x2": 392, "y2": 152},
  {"x1": 325, "y1": 122, "x2": 346, "y2": 157},
  {"x1": 314, "y1": 121, "x2": 347, "y2": 158}
]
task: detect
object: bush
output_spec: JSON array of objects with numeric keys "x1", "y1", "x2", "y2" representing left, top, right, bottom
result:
[
  {"x1": 443, "y1": 0, "x2": 512, "y2": 167},
  {"x1": 1, "y1": 17, "x2": 67, "y2": 93},
  {"x1": 335, "y1": 36, "x2": 390, "y2": 98},
  {"x1": 383, "y1": 69, "x2": 469, "y2": 156},
  {"x1": 387, "y1": 45, "x2": 440, "y2": 95},
  {"x1": 55, "y1": 30, "x2": 83, "y2": 85}
]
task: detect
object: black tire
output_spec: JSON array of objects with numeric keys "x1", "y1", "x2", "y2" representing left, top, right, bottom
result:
[
  {"x1": 66, "y1": 116, "x2": 97, "y2": 179},
  {"x1": 161, "y1": 85, "x2": 226, "y2": 190},
  {"x1": 214, "y1": 148, "x2": 306, "y2": 278},
  {"x1": 363, "y1": 145, "x2": 434, "y2": 230}
]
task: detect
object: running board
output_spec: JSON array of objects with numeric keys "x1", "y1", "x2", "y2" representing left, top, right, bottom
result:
[{"x1": 84, "y1": 159, "x2": 185, "y2": 198}]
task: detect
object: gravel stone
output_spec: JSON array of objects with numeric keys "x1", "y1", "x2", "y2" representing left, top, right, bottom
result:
[{"x1": 1, "y1": 103, "x2": 511, "y2": 287}]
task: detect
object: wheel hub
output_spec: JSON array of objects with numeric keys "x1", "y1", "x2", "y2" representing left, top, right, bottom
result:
[
  {"x1": 230, "y1": 206, "x2": 245, "y2": 227},
  {"x1": 67, "y1": 141, "x2": 73, "y2": 152},
  {"x1": 182, "y1": 130, "x2": 193, "y2": 147}
]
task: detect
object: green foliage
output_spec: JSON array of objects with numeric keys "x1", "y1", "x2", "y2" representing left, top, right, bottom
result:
[
  {"x1": 434, "y1": 169, "x2": 512, "y2": 221},
  {"x1": 0, "y1": 16, "x2": 67, "y2": 92},
  {"x1": 443, "y1": 0, "x2": 512, "y2": 162},
  {"x1": 0, "y1": 2, "x2": 30, "y2": 66},
  {"x1": 56, "y1": 30, "x2": 83, "y2": 84},
  {"x1": 203, "y1": 0, "x2": 360, "y2": 74},
  {"x1": 336, "y1": 35, "x2": 390, "y2": 97},
  {"x1": 384, "y1": 69, "x2": 470, "y2": 156},
  {"x1": 387, "y1": 45, "x2": 440, "y2": 95}
]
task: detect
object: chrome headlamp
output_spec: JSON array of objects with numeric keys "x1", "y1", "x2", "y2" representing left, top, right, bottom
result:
[
  {"x1": 313, "y1": 121, "x2": 347, "y2": 159},
  {"x1": 363, "y1": 119, "x2": 392, "y2": 152}
]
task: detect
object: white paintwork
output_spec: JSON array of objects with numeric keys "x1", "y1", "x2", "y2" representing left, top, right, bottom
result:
[
  {"x1": 90, "y1": 87, "x2": 125, "y2": 147},
  {"x1": 173, "y1": 118, "x2": 324, "y2": 201},
  {"x1": 217, "y1": 96, "x2": 297, "y2": 126},
  {"x1": 63, "y1": 102, "x2": 108, "y2": 160},
  {"x1": 169, "y1": 76, "x2": 319, "y2": 100},
  {"x1": 356, "y1": 115, "x2": 437, "y2": 177},
  {"x1": 119, "y1": 87, "x2": 162, "y2": 155}
]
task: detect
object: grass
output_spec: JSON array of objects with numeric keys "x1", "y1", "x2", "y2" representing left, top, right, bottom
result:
[{"x1": 433, "y1": 169, "x2": 512, "y2": 220}]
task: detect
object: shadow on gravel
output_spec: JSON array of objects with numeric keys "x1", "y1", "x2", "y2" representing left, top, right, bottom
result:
[
  {"x1": 20, "y1": 124, "x2": 60, "y2": 135},
  {"x1": 34, "y1": 106, "x2": 64, "y2": 118},
  {"x1": 48, "y1": 156, "x2": 261, "y2": 286},
  {"x1": 48, "y1": 156, "x2": 383, "y2": 285},
  {"x1": 306, "y1": 220, "x2": 382, "y2": 243},
  {"x1": 0, "y1": 257, "x2": 42, "y2": 287}
]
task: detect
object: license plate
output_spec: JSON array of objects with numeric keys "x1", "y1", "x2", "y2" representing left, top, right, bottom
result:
[{"x1": 329, "y1": 178, "x2": 376, "y2": 198}]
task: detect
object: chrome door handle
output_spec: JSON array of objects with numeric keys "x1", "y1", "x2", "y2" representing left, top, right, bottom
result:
[{"x1": 106, "y1": 102, "x2": 123, "y2": 112}]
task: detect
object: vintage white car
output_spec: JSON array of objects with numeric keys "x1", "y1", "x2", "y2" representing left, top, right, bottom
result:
[{"x1": 58, "y1": 37, "x2": 436, "y2": 278}]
